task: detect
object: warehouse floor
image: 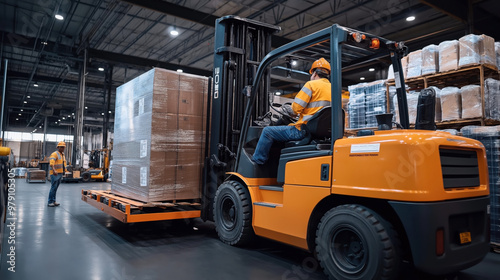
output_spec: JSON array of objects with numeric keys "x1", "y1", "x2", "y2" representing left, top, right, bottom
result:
[{"x1": 1, "y1": 179, "x2": 499, "y2": 280}]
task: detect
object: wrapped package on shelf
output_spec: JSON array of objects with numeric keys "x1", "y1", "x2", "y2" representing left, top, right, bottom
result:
[
  {"x1": 461, "y1": 125, "x2": 500, "y2": 243},
  {"x1": 347, "y1": 83, "x2": 366, "y2": 129},
  {"x1": 485, "y1": 78, "x2": 500, "y2": 121},
  {"x1": 440, "y1": 87, "x2": 461, "y2": 121},
  {"x1": 364, "y1": 80, "x2": 387, "y2": 127},
  {"x1": 458, "y1": 34, "x2": 481, "y2": 68},
  {"x1": 401, "y1": 55, "x2": 409, "y2": 79},
  {"x1": 479, "y1": 34, "x2": 496, "y2": 67},
  {"x1": 439, "y1": 40, "x2": 459, "y2": 72},
  {"x1": 407, "y1": 91, "x2": 419, "y2": 125},
  {"x1": 422, "y1": 44, "x2": 439, "y2": 75},
  {"x1": 112, "y1": 68, "x2": 208, "y2": 202},
  {"x1": 496, "y1": 42, "x2": 500, "y2": 69},
  {"x1": 407, "y1": 50, "x2": 422, "y2": 78},
  {"x1": 460, "y1": 85, "x2": 482, "y2": 119}
]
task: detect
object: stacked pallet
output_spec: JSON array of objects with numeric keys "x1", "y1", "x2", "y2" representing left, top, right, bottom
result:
[
  {"x1": 112, "y1": 68, "x2": 209, "y2": 202},
  {"x1": 461, "y1": 126, "x2": 500, "y2": 244}
]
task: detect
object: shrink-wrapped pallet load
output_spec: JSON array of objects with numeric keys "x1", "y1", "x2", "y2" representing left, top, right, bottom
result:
[
  {"x1": 422, "y1": 44, "x2": 439, "y2": 75},
  {"x1": 112, "y1": 68, "x2": 208, "y2": 202},
  {"x1": 347, "y1": 84, "x2": 366, "y2": 129},
  {"x1": 428, "y1": 86, "x2": 442, "y2": 122},
  {"x1": 458, "y1": 34, "x2": 481, "y2": 68},
  {"x1": 485, "y1": 78, "x2": 500, "y2": 121},
  {"x1": 407, "y1": 50, "x2": 422, "y2": 78},
  {"x1": 460, "y1": 85, "x2": 482, "y2": 119},
  {"x1": 440, "y1": 87, "x2": 462, "y2": 121},
  {"x1": 461, "y1": 125, "x2": 500, "y2": 243},
  {"x1": 439, "y1": 40, "x2": 459, "y2": 72},
  {"x1": 496, "y1": 42, "x2": 500, "y2": 69},
  {"x1": 479, "y1": 34, "x2": 496, "y2": 67}
]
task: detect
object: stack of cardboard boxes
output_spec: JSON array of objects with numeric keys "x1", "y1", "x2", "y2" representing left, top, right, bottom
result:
[{"x1": 112, "y1": 68, "x2": 208, "y2": 202}]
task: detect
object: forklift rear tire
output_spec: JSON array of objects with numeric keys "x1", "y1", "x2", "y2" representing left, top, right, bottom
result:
[
  {"x1": 82, "y1": 172, "x2": 91, "y2": 182},
  {"x1": 316, "y1": 204, "x2": 402, "y2": 280},
  {"x1": 214, "y1": 180, "x2": 254, "y2": 246}
]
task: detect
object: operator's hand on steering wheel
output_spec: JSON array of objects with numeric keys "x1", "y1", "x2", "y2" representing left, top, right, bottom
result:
[{"x1": 280, "y1": 104, "x2": 297, "y2": 118}]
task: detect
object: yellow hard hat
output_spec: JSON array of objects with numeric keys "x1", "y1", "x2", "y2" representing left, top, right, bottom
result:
[
  {"x1": 309, "y1": 57, "x2": 331, "y2": 74},
  {"x1": 57, "y1": 141, "x2": 66, "y2": 147}
]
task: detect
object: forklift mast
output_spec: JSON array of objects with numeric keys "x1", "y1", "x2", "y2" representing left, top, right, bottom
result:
[{"x1": 203, "y1": 16, "x2": 280, "y2": 220}]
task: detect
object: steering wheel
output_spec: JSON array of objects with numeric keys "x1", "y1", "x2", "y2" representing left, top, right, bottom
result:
[{"x1": 270, "y1": 103, "x2": 298, "y2": 124}]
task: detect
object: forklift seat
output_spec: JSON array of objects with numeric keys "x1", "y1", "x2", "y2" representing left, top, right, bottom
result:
[{"x1": 285, "y1": 106, "x2": 332, "y2": 148}]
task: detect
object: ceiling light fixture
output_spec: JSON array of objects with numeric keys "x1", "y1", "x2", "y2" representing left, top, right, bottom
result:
[
  {"x1": 406, "y1": 16, "x2": 415, "y2": 22},
  {"x1": 170, "y1": 27, "x2": 179, "y2": 36},
  {"x1": 55, "y1": 14, "x2": 64, "y2": 20},
  {"x1": 360, "y1": 77, "x2": 366, "y2": 80},
  {"x1": 34, "y1": 82, "x2": 39, "y2": 87},
  {"x1": 23, "y1": 101, "x2": 27, "y2": 103},
  {"x1": 27, "y1": 95, "x2": 31, "y2": 98},
  {"x1": 85, "y1": 106, "x2": 88, "y2": 109},
  {"x1": 369, "y1": 68, "x2": 375, "y2": 72},
  {"x1": 16, "y1": 118, "x2": 19, "y2": 121},
  {"x1": 41, "y1": 41, "x2": 48, "y2": 45},
  {"x1": 20, "y1": 109, "x2": 23, "y2": 111},
  {"x1": 98, "y1": 67, "x2": 104, "y2": 71},
  {"x1": 291, "y1": 60, "x2": 297, "y2": 66},
  {"x1": 177, "y1": 69, "x2": 183, "y2": 73},
  {"x1": 18, "y1": 113, "x2": 21, "y2": 116}
]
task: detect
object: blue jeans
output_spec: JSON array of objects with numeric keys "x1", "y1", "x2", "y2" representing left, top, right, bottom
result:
[
  {"x1": 252, "y1": 125, "x2": 306, "y2": 164},
  {"x1": 48, "y1": 174, "x2": 62, "y2": 204}
]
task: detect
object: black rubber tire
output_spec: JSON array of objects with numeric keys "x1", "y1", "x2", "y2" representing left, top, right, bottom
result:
[
  {"x1": 81, "y1": 172, "x2": 91, "y2": 182},
  {"x1": 214, "y1": 180, "x2": 254, "y2": 246},
  {"x1": 316, "y1": 204, "x2": 402, "y2": 280}
]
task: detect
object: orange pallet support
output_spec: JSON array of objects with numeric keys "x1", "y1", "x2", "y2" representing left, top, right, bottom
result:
[{"x1": 81, "y1": 190, "x2": 201, "y2": 223}]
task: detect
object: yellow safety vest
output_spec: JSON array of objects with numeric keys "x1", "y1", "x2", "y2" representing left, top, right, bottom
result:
[
  {"x1": 291, "y1": 78, "x2": 332, "y2": 130},
  {"x1": 49, "y1": 151, "x2": 66, "y2": 175}
]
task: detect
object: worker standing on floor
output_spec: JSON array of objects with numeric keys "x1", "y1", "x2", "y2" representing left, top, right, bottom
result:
[
  {"x1": 48, "y1": 142, "x2": 67, "y2": 207},
  {"x1": 252, "y1": 57, "x2": 332, "y2": 164}
]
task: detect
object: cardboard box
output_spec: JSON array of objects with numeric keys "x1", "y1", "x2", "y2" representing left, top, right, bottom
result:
[
  {"x1": 480, "y1": 34, "x2": 496, "y2": 67},
  {"x1": 407, "y1": 50, "x2": 422, "y2": 78},
  {"x1": 460, "y1": 85, "x2": 482, "y2": 119},
  {"x1": 439, "y1": 40, "x2": 459, "y2": 72},
  {"x1": 112, "y1": 68, "x2": 208, "y2": 202},
  {"x1": 422, "y1": 44, "x2": 439, "y2": 75},
  {"x1": 459, "y1": 34, "x2": 481, "y2": 68},
  {"x1": 440, "y1": 87, "x2": 462, "y2": 121}
]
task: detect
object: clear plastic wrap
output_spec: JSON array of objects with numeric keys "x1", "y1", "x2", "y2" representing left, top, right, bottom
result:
[
  {"x1": 364, "y1": 80, "x2": 387, "y2": 127},
  {"x1": 422, "y1": 44, "x2": 439, "y2": 75},
  {"x1": 485, "y1": 78, "x2": 500, "y2": 121},
  {"x1": 407, "y1": 50, "x2": 422, "y2": 78},
  {"x1": 407, "y1": 91, "x2": 419, "y2": 125},
  {"x1": 401, "y1": 55, "x2": 408, "y2": 79},
  {"x1": 480, "y1": 34, "x2": 496, "y2": 67},
  {"x1": 461, "y1": 125, "x2": 500, "y2": 243},
  {"x1": 437, "y1": 129, "x2": 459, "y2": 135},
  {"x1": 112, "y1": 68, "x2": 208, "y2": 202},
  {"x1": 439, "y1": 40, "x2": 459, "y2": 72},
  {"x1": 495, "y1": 42, "x2": 500, "y2": 69},
  {"x1": 440, "y1": 87, "x2": 461, "y2": 121},
  {"x1": 458, "y1": 34, "x2": 481, "y2": 68},
  {"x1": 460, "y1": 85, "x2": 482, "y2": 119},
  {"x1": 347, "y1": 84, "x2": 366, "y2": 129}
]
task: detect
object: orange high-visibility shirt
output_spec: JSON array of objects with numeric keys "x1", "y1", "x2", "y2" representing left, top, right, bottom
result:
[
  {"x1": 291, "y1": 78, "x2": 331, "y2": 130},
  {"x1": 49, "y1": 151, "x2": 66, "y2": 175}
]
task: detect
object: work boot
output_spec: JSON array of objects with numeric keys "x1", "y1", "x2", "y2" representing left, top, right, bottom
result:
[
  {"x1": 54, "y1": 202, "x2": 60, "y2": 206},
  {"x1": 48, "y1": 203, "x2": 56, "y2": 207}
]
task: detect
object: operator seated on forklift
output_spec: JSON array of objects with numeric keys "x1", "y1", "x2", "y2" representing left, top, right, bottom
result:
[{"x1": 251, "y1": 57, "x2": 332, "y2": 164}]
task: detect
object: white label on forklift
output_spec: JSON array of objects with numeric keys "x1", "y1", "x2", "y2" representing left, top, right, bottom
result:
[
  {"x1": 350, "y1": 143, "x2": 380, "y2": 153},
  {"x1": 140, "y1": 167, "x2": 147, "y2": 187},
  {"x1": 139, "y1": 98, "x2": 144, "y2": 115},
  {"x1": 122, "y1": 167, "x2": 127, "y2": 184},
  {"x1": 394, "y1": 72, "x2": 401, "y2": 89},
  {"x1": 140, "y1": 140, "x2": 147, "y2": 158}
]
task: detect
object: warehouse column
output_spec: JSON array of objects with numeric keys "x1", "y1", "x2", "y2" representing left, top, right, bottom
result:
[
  {"x1": 73, "y1": 49, "x2": 87, "y2": 167},
  {"x1": 102, "y1": 64, "x2": 113, "y2": 149},
  {"x1": 0, "y1": 59, "x2": 7, "y2": 141},
  {"x1": 42, "y1": 116, "x2": 48, "y2": 156}
]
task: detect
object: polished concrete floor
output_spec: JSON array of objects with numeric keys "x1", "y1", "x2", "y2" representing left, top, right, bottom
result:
[{"x1": 1, "y1": 179, "x2": 499, "y2": 280}]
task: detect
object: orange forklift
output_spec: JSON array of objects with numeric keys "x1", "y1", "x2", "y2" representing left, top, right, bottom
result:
[{"x1": 83, "y1": 16, "x2": 490, "y2": 279}]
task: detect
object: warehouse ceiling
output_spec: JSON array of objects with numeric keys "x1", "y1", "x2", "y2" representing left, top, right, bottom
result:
[{"x1": 1, "y1": 0, "x2": 499, "y2": 133}]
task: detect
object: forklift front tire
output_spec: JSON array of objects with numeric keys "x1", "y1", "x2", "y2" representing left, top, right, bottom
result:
[
  {"x1": 214, "y1": 180, "x2": 254, "y2": 246},
  {"x1": 316, "y1": 204, "x2": 402, "y2": 280},
  {"x1": 82, "y1": 172, "x2": 91, "y2": 182}
]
